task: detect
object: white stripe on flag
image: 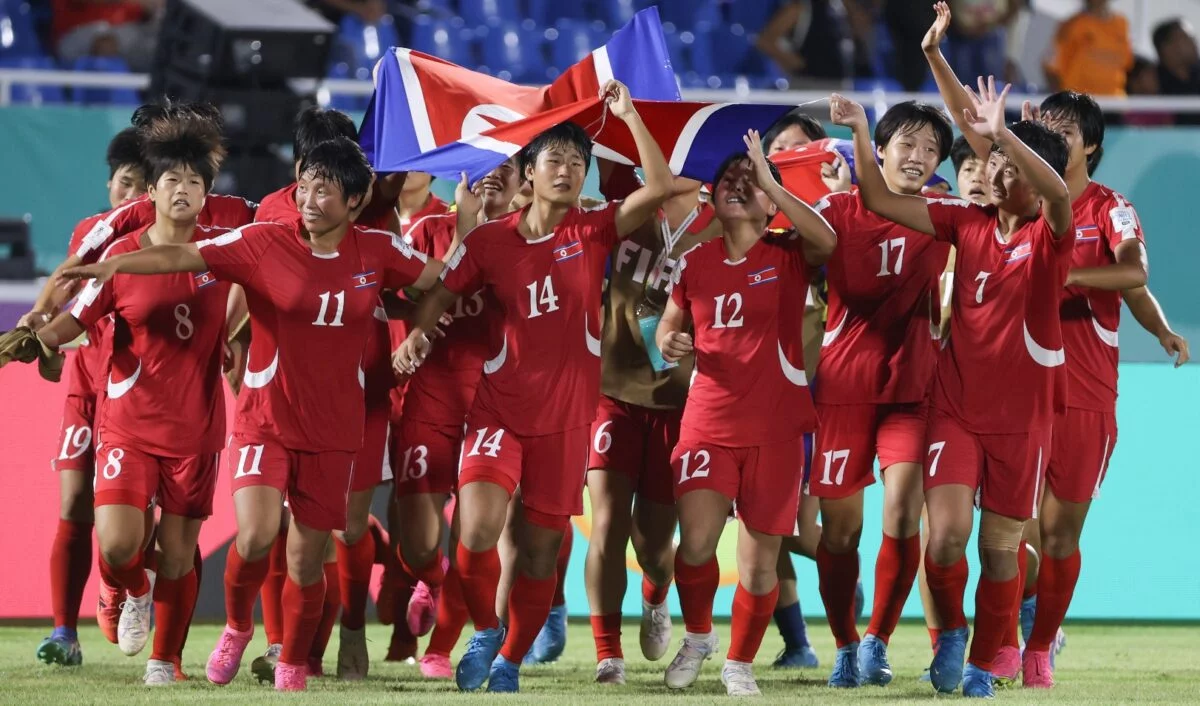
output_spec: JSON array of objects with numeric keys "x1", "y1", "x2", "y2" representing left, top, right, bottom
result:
[
  {"x1": 669, "y1": 103, "x2": 726, "y2": 175},
  {"x1": 591, "y1": 143, "x2": 634, "y2": 165},
  {"x1": 394, "y1": 48, "x2": 438, "y2": 153},
  {"x1": 592, "y1": 46, "x2": 614, "y2": 87},
  {"x1": 461, "y1": 133, "x2": 525, "y2": 158}
]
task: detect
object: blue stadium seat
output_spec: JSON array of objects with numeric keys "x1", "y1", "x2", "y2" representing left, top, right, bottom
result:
[
  {"x1": 479, "y1": 23, "x2": 544, "y2": 83},
  {"x1": 459, "y1": 0, "x2": 520, "y2": 28},
  {"x1": 339, "y1": 14, "x2": 401, "y2": 70},
  {"x1": 644, "y1": 0, "x2": 718, "y2": 27},
  {"x1": 411, "y1": 15, "x2": 475, "y2": 66},
  {"x1": 549, "y1": 20, "x2": 601, "y2": 74},
  {"x1": 664, "y1": 28, "x2": 713, "y2": 83},
  {"x1": 854, "y1": 77, "x2": 904, "y2": 94},
  {"x1": 723, "y1": 0, "x2": 780, "y2": 34},
  {"x1": 705, "y1": 25, "x2": 764, "y2": 77},
  {"x1": 0, "y1": 55, "x2": 64, "y2": 104},
  {"x1": 0, "y1": 1, "x2": 45, "y2": 58},
  {"x1": 70, "y1": 56, "x2": 138, "y2": 106},
  {"x1": 326, "y1": 61, "x2": 370, "y2": 111},
  {"x1": 600, "y1": 0, "x2": 638, "y2": 28},
  {"x1": 528, "y1": 0, "x2": 595, "y2": 25}
]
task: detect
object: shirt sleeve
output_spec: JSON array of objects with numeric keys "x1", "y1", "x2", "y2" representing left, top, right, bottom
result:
[
  {"x1": 925, "y1": 197, "x2": 985, "y2": 245},
  {"x1": 195, "y1": 224, "x2": 274, "y2": 286},
  {"x1": 69, "y1": 242, "x2": 124, "y2": 326},
  {"x1": 577, "y1": 202, "x2": 620, "y2": 250},
  {"x1": 439, "y1": 230, "x2": 487, "y2": 295},
  {"x1": 371, "y1": 229, "x2": 430, "y2": 290},
  {"x1": 1104, "y1": 194, "x2": 1145, "y2": 249},
  {"x1": 1045, "y1": 214, "x2": 1076, "y2": 258},
  {"x1": 74, "y1": 199, "x2": 156, "y2": 264}
]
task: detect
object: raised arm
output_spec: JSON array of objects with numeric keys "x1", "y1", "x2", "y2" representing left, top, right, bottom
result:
[
  {"x1": 744, "y1": 129, "x2": 837, "y2": 264},
  {"x1": 831, "y1": 94, "x2": 937, "y2": 235},
  {"x1": 1066, "y1": 240, "x2": 1148, "y2": 291},
  {"x1": 602, "y1": 81, "x2": 672, "y2": 237},
  {"x1": 1122, "y1": 286, "x2": 1189, "y2": 367},
  {"x1": 656, "y1": 296, "x2": 693, "y2": 364},
  {"x1": 922, "y1": 2, "x2": 993, "y2": 159},
  {"x1": 59, "y1": 243, "x2": 207, "y2": 285}
]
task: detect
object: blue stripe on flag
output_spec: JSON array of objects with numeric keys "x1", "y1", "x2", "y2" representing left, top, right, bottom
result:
[
  {"x1": 676, "y1": 103, "x2": 794, "y2": 182},
  {"x1": 606, "y1": 7, "x2": 681, "y2": 101}
]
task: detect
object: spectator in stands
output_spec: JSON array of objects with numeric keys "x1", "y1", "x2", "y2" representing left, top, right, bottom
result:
[
  {"x1": 307, "y1": 0, "x2": 389, "y2": 24},
  {"x1": 52, "y1": 0, "x2": 162, "y2": 72},
  {"x1": 1043, "y1": 0, "x2": 1132, "y2": 96},
  {"x1": 1152, "y1": 19, "x2": 1200, "y2": 95},
  {"x1": 878, "y1": 0, "x2": 938, "y2": 92},
  {"x1": 1123, "y1": 56, "x2": 1173, "y2": 127},
  {"x1": 756, "y1": 1, "x2": 851, "y2": 85},
  {"x1": 946, "y1": 0, "x2": 1021, "y2": 85}
]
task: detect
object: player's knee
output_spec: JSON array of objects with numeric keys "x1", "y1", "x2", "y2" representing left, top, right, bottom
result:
[
  {"x1": 235, "y1": 525, "x2": 278, "y2": 562},
  {"x1": 1040, "y1": 529, "x2": 1080, "y2": 560},
  {"x1": 820, "y1": 523, "x2": 862, "y2": 555},
  {"x1": 927, "y1": 530, "x2": 969, "y2": 566},
  {"x1": 341, "y1": 519, "x2": 368, "y2": 546},
  {"x1": 399, "y1": 540, "x2": 437, "y2": 571},
  {"x1": 978, "y1": 545, "x2": 1018, "y2": 579},
  {"x1": 736, "y1": 559, "x2": 778, "y2": 595},
  {"x1": 677, "y1": 536, "x2": 718, "y2": 567},
  {"x1": 98, "y1": 539, "x2": 140, "y2": 568}
]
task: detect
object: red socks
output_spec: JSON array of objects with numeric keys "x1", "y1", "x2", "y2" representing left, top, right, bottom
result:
[
  {"x1": 499, "y1": 572, "x2": 557, "y2": 663},
  {"x1": 335, "y1": 531, "x2": 375, "y2": 630},
  {"x1": 50, "y1": 519, "x2": 93, "y2": 630},
  {"x1": 1003, "y1": 542, "x2": 1031, "y2": 651},
  {"x1": 674, "y1": 554, "x2": 719, "y2": 635},
  {"x1": 403, "y1": 548, "x2": 447, "y2": 588},
  {"x1": 866, "y1": 533, "x2": 921, "y2": 644},
  {"x1": 224, "y1": 544, "x2": 271, "y2": 633},
  {"x1": 456, "y1": 544, "x2": 501, "y2": 631},
  {"x1": 968, "y1": 574, "x2": 1020, "y2": 671},
  {"x1": 101, "y1": 554, "x2": 149, "y2": 597},
  {"x1": 728, "y1": 582, "x2": 779, "y2": 663},
  {"x1": 816, "y1": 544, "x2": 861, "y2": 647},
  {"x1": 552, "y1": 529, "x2": 573, "y2": 607},
  {"x1": 425, "y1": 567, "x2": 469, "y2": 657},
  {"x1": 1027, "y1": 549, "x2": 1081, "y2": 651},
  {"x1": 261, "y1": 534, "x2": 288, "y2": 644},
  {"x1": 642, "y1": 575, "x2": 670, "y2": 605},
  {"x1": 309, "y1": 561, "x2": 340, "y2": 661},
  {"x1": 923, "y1": 550, "x2": 969, "y2": 631},
  {"x1": 591, "y1": 613, "x2": 623, "y2": 660},
  {"x1": 279, "y1": 576, "x2": 326, "y2": 667},
  {"x1": 928, "y1": 627, "x2": 942, "y2": 648},
  {"x1": 150, "y1": 569, "x2": 198, "y2": 662}
]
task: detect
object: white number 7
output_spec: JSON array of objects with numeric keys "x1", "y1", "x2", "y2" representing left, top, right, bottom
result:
[
  {"x1": 927, "y1": 441, "x2": 946, "y2": 477},
  {"x1": 974, "y1": 271, "x2": 991, "y2": 304}
]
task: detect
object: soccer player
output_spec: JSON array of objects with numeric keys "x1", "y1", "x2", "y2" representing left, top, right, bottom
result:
[
  {"x1": 807, "y1": 101, "x2": 953, "y2": 688},
  {"x1": 28, "y1": 115, "x2": 229, "y2": 685},
  {"x1": 393, "y1": 161, "x2": 522, "y2": 679},
  {"x1": 655, "y1": 133, "x2": 835, "y2": 696},
  {"x1": 61, "y1": 136, "x2": 442, "y2": 692},
  {"x1": 393, "y1": 79, "x2": 672, "y2": 693},
  {"x1": 833, "y1": 79, "x2": 1074, "y2": 698},
  {"x1": 32, "y1": 126, "x2": 146, "y2": 668}
]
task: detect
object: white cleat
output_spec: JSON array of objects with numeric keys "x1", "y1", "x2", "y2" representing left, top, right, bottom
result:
[
  {"x1": 337, "y1": 626, "x2": 369, "y2": 681},
  {"x1": 595, "y1": 657, "x2": 626, "y2": 685},
  {"x1": 665, "y1": 631, "x2": 718, "y2": 690},
  {"x1": 143, "y1": 658, "x2": 175, "y2": 686},
  {"x1": 721, "y1": 660, "x2": 762, "y2": 697},
  {"x1": 118, "y1": 570, "x2": 156, "y2": 656},
  {"x1": 640, "y1": 600, "x2": 672, "y2": 661}
]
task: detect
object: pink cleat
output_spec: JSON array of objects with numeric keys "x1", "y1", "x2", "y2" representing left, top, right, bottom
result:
[
  {"x1": 275, "y1": 661, "x2": 307, "y2": 691},
  {"x1": 96, "y1": 578, "x2": 125, "y2": 645},
  {"x1": 407, "y1": 581, "x2": 441, "y2": 637},
  {"x1": 992, "y1": 645, "x2": 1021, "y2": 685},
  {"x1": 1022, "y1": 649, "x2": 1054, "y2": 689},
  {"x1": 419, "y1": 653, "x2": 453, "y2": 679},
  {"x1": 205, "y1": 625, "x2": 253, "y2": 685}
]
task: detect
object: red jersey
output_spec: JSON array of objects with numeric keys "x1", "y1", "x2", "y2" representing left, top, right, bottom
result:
[
  {"x1": 65, "y1": 215, "x2": 113, "y2": 400},
  {"x1": 403, "y1": 212, "x2": 491, "y2": 426},
  {"x1": 440, "y1": 204, "x2": 618, "y2": 436},
  {"x1": 1060, "y1": 182, "x2": 1144, "y2": 412},
  {"x1": 73, "y1": 193, "x2": 258, "y2": 264},
  {"x1": 927, "y1": 199, "x2": 1074, "y2": 433},
  {"x1": 255, "y1": 183, "x2": 301, "y2": 226},
  {"x1": 197, "y1": 222, "x2": 429, "y2": 452},
  {"x1": 669, "y1": 234, "x2": 818, "y2": 446},
  {"x1": 70, "y1": 227, "x2": 232, "y2": 456},
  {"x1": 388, "y1": 194, "x2": 451, "y2": 389}
]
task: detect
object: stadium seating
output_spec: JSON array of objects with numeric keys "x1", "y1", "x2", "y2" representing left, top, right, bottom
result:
[
  {"x1": 70, "y1": 56, "x2": 139, "y2": 106},
  {"x1": 0, "y1": 1, "x2": 43, "y2": 59},
  {"x1": 479, "y1": 23, "x2": 545, "y2": 83},
  {"x1": 0, "y1": 56, "x2": 64, "y2": 104}
]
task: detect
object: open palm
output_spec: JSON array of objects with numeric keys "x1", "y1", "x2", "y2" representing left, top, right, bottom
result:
[
  {"x1": 921, "y1": 2, "x2": 952, "y2": 52},
  {"x1": 963, "y1": 76, "x2": 1011, "y2": 140}
]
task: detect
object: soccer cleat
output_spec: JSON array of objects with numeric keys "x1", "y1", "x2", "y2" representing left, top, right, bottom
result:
[
  {"x1": 640, "y1": 600, "x2": 672, "y2": 661},
  {"x1": 721, "y1": 660, "x2": 762, "y2": 697},
  {"x1": 385, "y1": 630, "x2": 417, "y2": 663},
  {"x1": 664, "y1": 632, "x2": 718, "y2": 690},
  {"x1": 36, "y1": 630, "x2": 82, "y2": 667},
  {"x1": 172, "y1": 658, "x2": 189, "y2": 681},
  {"x1": 250, "y1": 643, "x2": 282, "y2": 684},
  {"x1": 772, "y1": 644, "x2": 820, "y2": 669},
  {"x1": 857, "y1": 634, "x2": 893, "y2": 686},
  {"x1": 407, "y1": 579, "x2": 441, "y2": 637},
  {"x1": 336, "y1": 626, "x2": 369, "y2": 680},
  {"x1": 962, "y1": 662, "x2": 996, "y2": 698},
  {"x1": 307, "y1": 656, "x2": 325, "y2": 678},
  {"x1": 1051, "y1": 627, "x2": 1067, "y2": 667},
  {"x1": 992, "y1": 645, "x2": 1021, "y2": 686},
  {"x1": 274, "y1": 661, "x2": 307, "y2": 692},
  {"x1": 206, "y1": 624, "x2": 254, "y2": 685},
  {"x1": 117, "y1": 570, "x2": 156, "y2": 656},
  {"x1": 143, "y1": 658, "x2": 176, "y2": 686},
  {"x1": 1022, "y1": 649, "x2": 1054, "y2": 688},
  {"x1": 455, "y1": 626, "x2": 505, "y2": 691},
  {"x1": 595, "y1": 657, "x2": 626, "y2": 685},
  {"x1": 96, "y1": 579, "x2": 125, "y2": 644},
  {"x1": 854, "y1": 579, "x2": 866, "y2": 622},
  {"x1": 486, "y1": 655, "x2": 520, "y2": 693},
  {"x1": 524, "y1": 602, "x2": 568, "y2": 664},
  {"x1": 918, "y1": 668, "x2": 931, "y2": 682},
  {"x1": 929, "y1": 626, "x2": 969, "y2": 694},
  {"x1": 1019, "y1": 596, "x2": 1037, "y2": 646},
  {"x1": 827, "y1": 642, "x2": 861, "y2": 688},
  {"x1": 419, "y1": 653, "x2": 453, "y2": 679}
]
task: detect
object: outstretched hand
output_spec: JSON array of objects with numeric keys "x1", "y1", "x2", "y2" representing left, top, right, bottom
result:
[
  {"x1": 742, "y1": 130, "x2": 778, "y2": 191},
  {"x1": 921, "y1": 2, "x2": 952, "y2": 53},
  {"x1": 962, "y1": 75, "x2": 1011, "y2": 141},
  {"x1": 829, "y1": 93, "x2": 868, "y2": 131},
  {"x1": 58, "y1": 260, "x2": 117, "y2": 287},
  {"x1": 455, "y1": 171, "x2": 483, "y2": 218},
  {"x1": 600, "y1": 79, "x2": 636, "y2": 120}
]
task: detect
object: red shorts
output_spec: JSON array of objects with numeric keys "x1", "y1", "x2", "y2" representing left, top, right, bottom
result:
[
  {"x1": 93, "y1": 443, "x2": 219, "y2": 518},
  {"x1": 226, "y1": 435, "x2": 356, "y2": 532},
  {"x1": 671, "y1": 435, "x2": 805, "y2": 536},
  {"x1": 393, "y1": 418, "x2": 463, "y2": 497},
  {"x1": 808, "y1": 402, "x2": 927, "y2": 499},
  {"x1": 351, "y1": 403, "x2": 392, "y2": 492},
  {"x1": 1047, "y1": 408, "x2": 1117, "y2": 504},
  {"x1": 923, "y1": 408, "x2": 1050, "y2": 520},
  {"x1": 586, "y1": 396, "x2": 680, "y2": 506},
  {"x1": 458, "y1": 413, "x2": 590, "y2": 517},
  {"x1": 52, "y1": 394, "x2": 96, "y2": 473}
]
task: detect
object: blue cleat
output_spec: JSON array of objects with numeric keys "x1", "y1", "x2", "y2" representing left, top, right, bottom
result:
[
  {"x1": 827, "y1": 642, "x2": 860, "y2": 688},
  {"x1": 918, "y1": 668, "x2": 931, "y2": 682},
  {"x1": 929, "y1": 626, "x2": 968, "y2": 694},
  {"x1": 773, "y1": 645, "x2": 820, "y2": 669},
  {"x1": 1019, "y1": 595, "x2": 1037, "y2": 646},
  {"x1": 854, "y1": 580, "x2": 865, "y2": 622},
  {"x1": 456, "y1": 626, "x2": 505, "y2": 691},
  {"x1": 36, "y1": 628, "x2": 82, "y2": 667},
  {"x1": 962, "y1": 662, "x2": 996, "y2": 698},
  {"x1": 486, "y1": 655, "x2": 520, "y2": 693},
  {"x1": 857, "y1": 634, "x2": 893, "y2": 686},
  {"x1": 523, "y1": 603, "x2": 567, "y2": 665}
]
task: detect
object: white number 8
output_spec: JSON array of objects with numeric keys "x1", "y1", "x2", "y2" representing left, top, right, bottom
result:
[
  {"x1": 593, "y1": 421, "x2": 613, "y2": 455},
  {"x1": 102, "y1": 448, "x2": 125, "y2": 480},
  {"x1": 175, "y1": 303, "x2": 194, "y2": 340}
]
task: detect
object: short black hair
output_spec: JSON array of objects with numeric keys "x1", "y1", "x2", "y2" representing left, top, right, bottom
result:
[
  {"x1": 712, "y1": 152, "x2": 783, "y2": 191},
  {"x1": 293, "y1": 107, "x2": 358, "y2": 164},
  {"x1": 950, "y1": 134, "x2": 981, "y2": 174},
  {"x1": 298, "y1": 136, "x2": 373, "y2": 203},
  {"x1": 132, "y1": 99, "x2": 224, "y2": 133},
  {"x1": 874, "y1": 101, "x2": 953, "y2": 162},
  {"x1": 1152, "y1": 18, "x2": 1188, "y2": 54},
  {"x1": 1039, "y1": 90, "x2": 1105, "y2": 175},
  {"x1": 143, "y1": 115, "x2": 226, "y2": 190},
  {"x1": 519, "y1": 121, "x2": 593, "y2": 175},
  {"x1": 106, "y1": 127, "x2": 144, "y2": 179},
  {"x1": 994, "y1": 120, "x2": 1069, "y2": 179},
  {"x1": 763, "y1": 111, "x2": 827, "y2": 151}
]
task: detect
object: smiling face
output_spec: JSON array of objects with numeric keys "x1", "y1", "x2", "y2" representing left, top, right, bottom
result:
[
  {"x1": 986, "y1": 151, "x2": 1039, "y2": 216},
  {"x1": 956, "y1": 156, "x2": 988, "y2": 204},
  {"x1": 766, "y1": 124, "x2": 815, "y2": 155},
  {"x1": 296, "y1": 171, "x2": 360, "y2": 236},
  {"x1": 877, "y1": 123, "x2": 944, "y2": 195},
  {"x1": 473, "y1": 160, "x2": 521, "y2": 216},
  {"x1": 526, "y1": 143, "x2": 587, "y2": 206},
  {"x1": 711, "y1": 158, "x2": 777, "y2": 225},
  {"x1": 149, "y1": 164, "x2": 205, "y2": 223}
]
